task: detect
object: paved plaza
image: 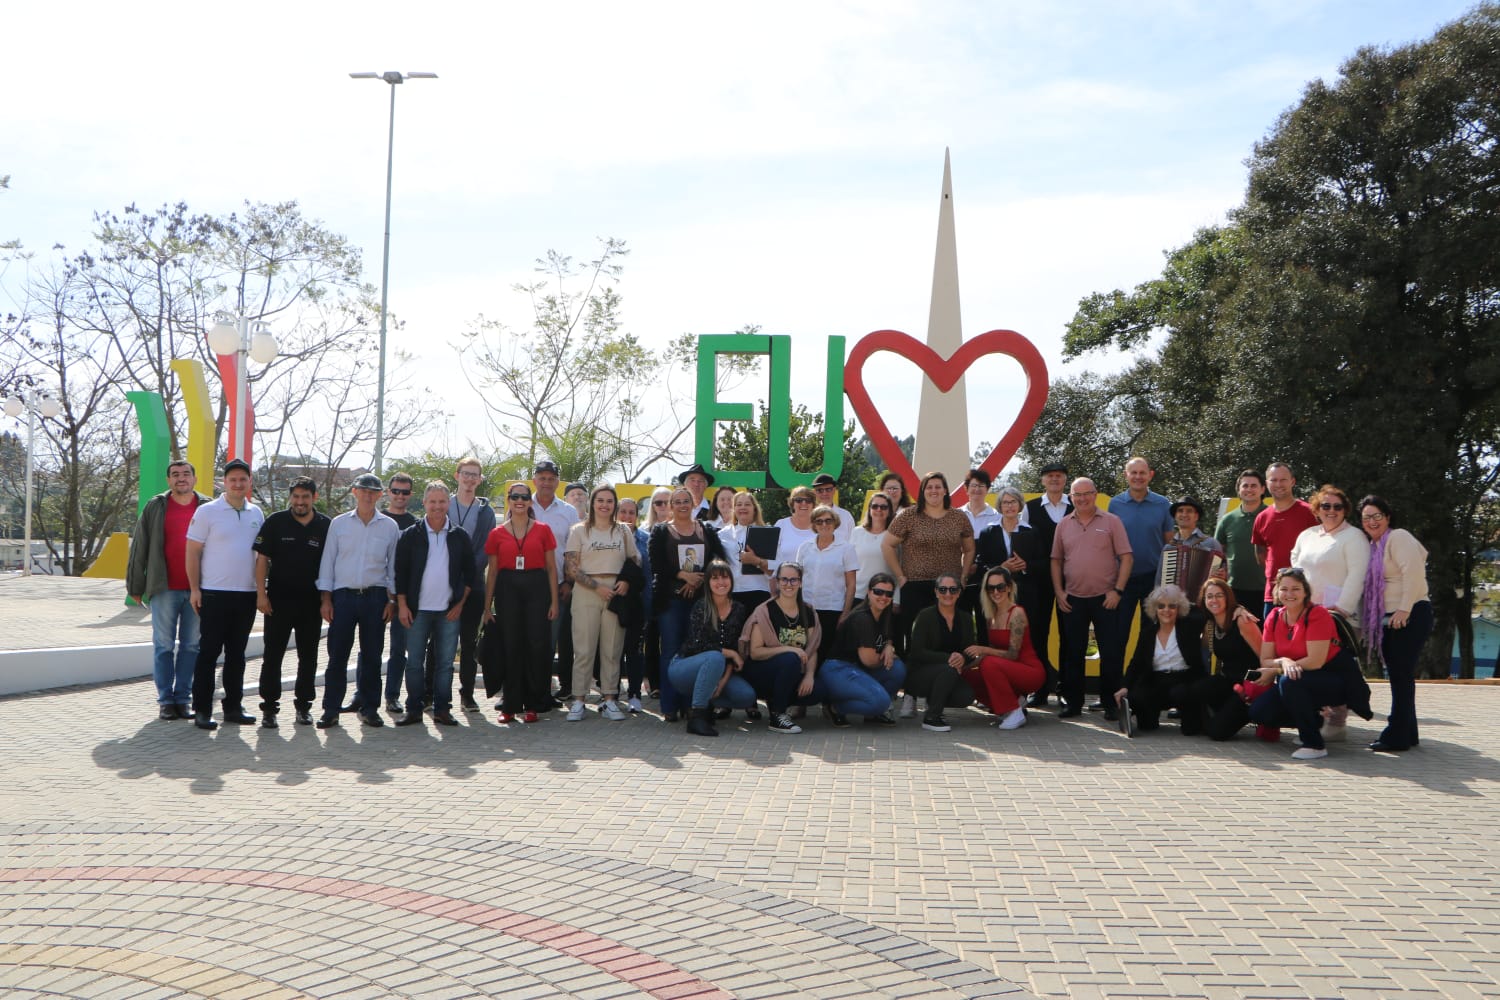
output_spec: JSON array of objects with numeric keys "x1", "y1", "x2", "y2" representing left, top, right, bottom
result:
[{"x1": 2, "y1": 579, "x2": 1498, "y2": 998}]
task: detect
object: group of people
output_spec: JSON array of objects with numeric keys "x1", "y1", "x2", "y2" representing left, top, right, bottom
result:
[{"x1": 127, "y1": 452, "x2": 1431, "y2": 760}]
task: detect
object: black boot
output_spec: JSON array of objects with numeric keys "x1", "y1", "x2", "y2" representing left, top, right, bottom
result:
[{"x1": 685, "y1": 707, "x2": 719, "y2": 737}]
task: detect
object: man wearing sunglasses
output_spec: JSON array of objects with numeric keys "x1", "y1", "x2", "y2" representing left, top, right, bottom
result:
[{"x1": 380, "y1": 473, "x2": 419, "y2": 715}]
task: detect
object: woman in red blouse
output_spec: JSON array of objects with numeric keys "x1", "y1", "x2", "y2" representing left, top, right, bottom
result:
[{"x1": 482, "y1": 483, "x2": 559, "y2": 723}]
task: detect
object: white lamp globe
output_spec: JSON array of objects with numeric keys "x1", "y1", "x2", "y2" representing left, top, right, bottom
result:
[
  {"x1": 249, "y1": 331, "x2": 279, "y2": 365},
  {"x1": 2, "y1": 397, "x2": 21, "y2": 418},
  {"x1": 207, "y1": 322, "x2": 240, "y2": 355},
  {"x1": 37, "y1": 396, "x2": 62, "y2": 419}
]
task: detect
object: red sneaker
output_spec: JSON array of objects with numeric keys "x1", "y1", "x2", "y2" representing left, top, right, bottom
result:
[
  {"x1": 523, "y1": 711, "x2": 539, "y2": 724},
  {"x1": 497, "y1": 711, "x2": 515, "y2": 724},
  {"x1": 1255, "y1": 724, "x2": 1282, "y2": 743}
]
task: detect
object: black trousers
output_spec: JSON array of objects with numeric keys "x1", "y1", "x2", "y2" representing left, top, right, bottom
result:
[
  {"x1": 192, "y1": 590, "x2": 257, "y2": 715},
  {"x1": 1126, "y1": 669, "x2": 1203, "y2": 733},
  {"x1": 456, "y1": 587, "x2": 485, "y2": 700},
  {"x1": 553, "y1": 588, "x2": 574, "y2": 697},
  {"x1": 497, "y1": 570, "x2": 553, "y2": 713},
  {"x1": 258, "y1": 589, "x2": 322, "y2": 714},
  {"x1": 904, "y1": 662, "x2": 975, "y2": 713}
]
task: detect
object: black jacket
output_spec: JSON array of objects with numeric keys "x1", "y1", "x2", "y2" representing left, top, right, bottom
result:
[
  {"x1": 974, "y1": 522, "x2": 1045, "y2": 597},
  {"x1": 394, "y1": 519, "x2": 476, "y2": 613},
  {"x1": 1123, "y1": 614, "x2": 1209, "y2": 687},
  {"x1": 648, "y1": 522, "x2": 727, "y2": 614},
  {"x1": 1024, "y1": 495, "x2": 1072, "y2": 593}
]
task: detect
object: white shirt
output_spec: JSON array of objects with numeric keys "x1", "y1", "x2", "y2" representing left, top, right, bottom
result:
[
  {"x1": 1151, "y1": 629, "x2": 1189, "y2": 673},
  {"x1": 1021, "y1": 494, "x2": 1070, "y2": 529},
  {"x1": 964, "y1": 502, "x2": 1001, "y2": 538},
  {"x1": 533, "y1": 495, "x2": 580, "y2": 576},
  {"x1": 719, "y1": 522, "x2": 771, "y2": 595},
  {"x1": 796, "y1": 538, "x2": 859, "y2": 612},
  {"x1": 1290, "y1": 522, "x2": 1370, "y2": 623},
  {"x1": 849, "y1": 526, "x2": 888, "y2": 598},
  {"x1": 316, "y1": 509, "x2": 399, "y2": 594},
  {"x1": 828, "y1": 505, "x2": 855, "y2": 544},
  {"x1": 773, "y1": 518, "x2": 817, "y2": 570},
  {"x1": 418, "y1": 518, "x2": 453, "y2": 612},
  {"x1": 186, "y1": 496, "x2": 264, "y2": 592}
]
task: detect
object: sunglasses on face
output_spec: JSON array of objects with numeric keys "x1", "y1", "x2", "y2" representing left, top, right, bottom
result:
[
  {"x1": 984, "y1": 583, "x2": 1007, "y2": 592},
  {"x1": 791, "y1": 498, "x2": 813, "y2": 505},
  {"x1": 935, "y1": 585, "x2": 961, "y2": 595},
  {"x1": 1155, "y1": 603, "x2": 1178, "y2": 611},
  {"x1": 869, "y1": 588, "x2": 894, "y2": 598},
  {"x1": 387, "y1": 488, "x2": 411, "y2": 496},
  {"x1": 814, "y1": 518, "x2": 834, "y2": 526},
  {"x1": 1319, "y1": 502, "x2": 1344, "y2": 511},
  {"x1": 508, "y1": 494, "x2": 531, "y2": 502},
  {"x1": 652, "y1": 500, "x2": 668, "y2": 507},
  {"x1": 870, "y1": 503, "x2": 890, "y2": 511}
]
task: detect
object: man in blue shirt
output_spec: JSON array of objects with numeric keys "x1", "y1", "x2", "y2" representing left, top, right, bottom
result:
[{"x1": 1107, "y1": 456, "x2": 1175, "y2": 678}]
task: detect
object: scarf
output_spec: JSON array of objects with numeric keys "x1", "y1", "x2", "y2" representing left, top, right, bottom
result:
[{"x1": 1361, "y1": 532, "x2": 1390, "y2": 664}]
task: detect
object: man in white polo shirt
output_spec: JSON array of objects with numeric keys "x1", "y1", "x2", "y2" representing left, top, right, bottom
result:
[{"x1": 187, "y1": 458, "x2": 265, "y2": 731}]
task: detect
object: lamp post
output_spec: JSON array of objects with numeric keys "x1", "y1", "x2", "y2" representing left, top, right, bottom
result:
[
  {"x1": 207, "y1": 317, "x2": 279, "y2": 465},
  {"x1": 349, "y1": 69, "x2": 437, "y2": 475},
  {"x1": 3, "y1": 390, "x2": 63, "y2": 576}
]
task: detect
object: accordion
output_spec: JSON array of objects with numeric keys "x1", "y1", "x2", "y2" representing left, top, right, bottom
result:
[{"x1": 1157, "y1": 544, "x2": 1221, "y2": 603}]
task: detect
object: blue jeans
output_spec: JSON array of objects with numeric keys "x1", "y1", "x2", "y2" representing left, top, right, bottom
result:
[
  {"x1": 150, "y1": 589, "x2": 198, "y2": 706},
  {"x1": 656, "y1": 597, "x2": 695, "y2": 715},
  {"x1": 819, "y1": 657, "x2": 906, "y2": 717},
  {"x1": 1249, "y1": 656, "x2": 1352, "y2": 750},
  {"x1": 404, "y1": 610, "x2": 459, "y2": 715},
  {"x1": 713, "y1": 674, "x2": 759, "y2": 710},
  {"x1": 323, "y1": 589, "x2": 388, "y2": 717},
  {"x1": 668, "y1": 650, "x2": 727, "y2": 709},
  {"x1": 386, "y1": 617, "x2": 408, "y2": 703}
]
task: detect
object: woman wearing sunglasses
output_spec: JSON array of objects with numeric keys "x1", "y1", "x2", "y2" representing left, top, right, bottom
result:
[
  {"x1": 851, "y1": 493, "x2": 895, "y2": 603},
  {"x1": 813, "y1": 573, "x2": 907, "y2": 726},
  {"x1": 482, "y1": 483, "x2": 558, "y2": 724},
  {"x1": 797, "y1": 505, "x2": 859, "y2": 663},
  {"x1": 1289, "y1": 483, "x2": 1370, "y2": 742},
  {"x1": 905, "y1": 572, "x2": 977, "y2": 731},
  {"x1": 1112, "y1": 584, "x2": 1208, "y2": 737},
  {"x1": 741, "y1": 561, "x2": 822, "y2": 734},
  {"x1": 649, "y1": 487, "x2": 727, "y2": 722},
  {"x1": 963, "y1": 567, "x2": 1047, "y2": 730}
]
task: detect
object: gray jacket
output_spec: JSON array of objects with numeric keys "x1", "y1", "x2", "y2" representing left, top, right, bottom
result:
[{"x1": 125, "y1": 490, "x2": 210, "y2": 601}]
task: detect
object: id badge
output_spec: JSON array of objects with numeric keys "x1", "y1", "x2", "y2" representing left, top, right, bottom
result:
[{"x1": 515, "y1": 556, "x2": 526, "y2": 571}]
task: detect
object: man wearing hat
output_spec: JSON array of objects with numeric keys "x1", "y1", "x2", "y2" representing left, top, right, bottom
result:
[
  {"x1": 1159, "y1": 496, "x2": 1225, "y2": 602},
  {"x1": 678, "y1": 462, "x2": 714, "y2": 520},
  {"x1": 185, "y1": 458, "x2": 265, "y2": 730},
  {"x1": 1022, "y1": 461, "x2": 1071, "y2": 706},
  {"x1": 315, "y1": 472, "x2": 401, "y2": 728},
  {"x1": 810, "y1": 472, "x2": 855, "y2": 543},
  {"x1": 532, "y1": 459, "x2": 580, "y2": 704}
]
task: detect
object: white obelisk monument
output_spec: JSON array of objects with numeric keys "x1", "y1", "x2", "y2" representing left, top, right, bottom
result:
[{"x1": 910, "y1": 150, "x2": 970, "y2": 490}]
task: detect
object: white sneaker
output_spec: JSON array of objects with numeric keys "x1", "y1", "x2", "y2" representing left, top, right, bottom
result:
[
  {"x1": 768, "y1": 713, "x2": 802, "y2": 734},
  {"x1": 898, "y1": 694, "x2": 916, "y2": 719},
  {"x1": 1291, "y1": 747, "x2": 1328, "y2": 761},
  {"x1": 627, "y1": 696, "x2": 642, "y2": 714},
  {"x1": 1320, "y1": 723, "x2": 1348, "y2": 743},
  {"x1": 600, "y1": 700, "x2": 627, "y2": 721},
  {"x1": 566, "y1": 700, "x2": 586, "y2": 721},
  {"x1": 997, "y1": 708, "x2": 1027, "y2": 730}
]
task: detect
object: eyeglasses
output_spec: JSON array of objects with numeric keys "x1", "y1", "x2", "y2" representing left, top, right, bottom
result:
[
  {"x1": 457, "y1": 471, "x2": 482, "y2": 479},
  {"x1": 935, "y1": 585, "x2": 960, "y2": 595},
  {"x1": 508, "y1": 493, "x2": 531, "y2": 502},
  {"x1": 1155, "y1": 603, "x2": 1178, "y2": 611},
  {"x1": 984, "y1": 583, "x2": 1008, "y2": 592},
  {"x1": 814, "y1": 485, "x2": 835, "y2": 492},
  {"x1": 387, "y1": 488, "x2": 411, "y2": 496},
  {"x1": 791, "y1": 497, "x2": 813, "y2": 505},
  {"x1": 1071, "y1": 490, "x2": 1096, "y2": 498},
  {"x1": 813, "y1": 518, "x2": 834, "y2": 526},
  {"x1": 869, "y1": 588, "x2": 894, "y2": 598},
  {"x1": 776, "y1": 577, "x2": 801, "y2": 585},
  {"x1": 1361, "y1": 511, "x2": 1387, "y2": 521},
  {"x1": 1319, "y1": 502, "x2": 1345, "y2": 511}
]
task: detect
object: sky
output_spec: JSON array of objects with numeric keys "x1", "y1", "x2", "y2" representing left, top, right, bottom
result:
[{"x1": 1, "y1": 0, "x2": 1480, "y2": 483}]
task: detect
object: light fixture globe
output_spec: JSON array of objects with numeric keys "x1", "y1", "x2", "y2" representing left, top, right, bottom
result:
[
  {"x1": 3, "y1": 397, "x2": 22, "y2": 418},
  {"x1": 207, "y1": 322, "x2": 240, "y2": 355},
  {"x1": 37, "y1": 396, "x2": 62, "y2": 419},
  {"x1": 248, "y1": 331, "x2": 279, "y2": 365}
]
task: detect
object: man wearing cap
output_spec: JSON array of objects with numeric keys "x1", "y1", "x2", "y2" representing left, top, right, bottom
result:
[
  {"x1": 532, "y1": 460, "x2": 580, "y2": 704},
  {"x1": 1022, "y1": 462, "x2": 1071, "y2": 706},
  {"x1": 127, "y1": 459, "x2": 210, "y2": 722},
  {"x1": 315, "y1": 473, "x2": 401, "y2": 729},
  {"x1": 186, "y1": 458, "x2": 266, "y2": 730},
  {"x1": 564, "y1": 483, "x2": 588, "y2": 519},
  {"x1": 810, "y1": 473, "x2": 855, "y2": 543},
  {"x1": 252, "y1": 475, "x2": 330, "y2": 727},
  {"x1": 678, "y1": 462, "x2": 714, "y2": 520},
  {"x1": 1158, "y1": 496, "x2": 1224, "y2": 605},
  {"x1": 394, "y1": 481, "x2": 475, "y2": 727},
  {"x1": 449, "y1": 457, "x2": 496, "y2": 712}
]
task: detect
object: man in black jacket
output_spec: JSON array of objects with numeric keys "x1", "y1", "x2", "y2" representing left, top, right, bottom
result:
[
  {"x1": 1023, "y1": 462, "x2": 1072, "y2": 706},
  {"x1": 394, "y1": 482, "x2": 476, "y2": 727}
]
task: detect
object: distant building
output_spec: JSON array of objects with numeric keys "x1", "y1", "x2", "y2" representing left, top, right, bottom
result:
[{"x1": 1451, "y1": 616, "x2": 1499, "y2": 679}]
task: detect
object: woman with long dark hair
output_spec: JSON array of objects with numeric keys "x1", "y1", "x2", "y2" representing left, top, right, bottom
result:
[
  {"x1": 483, "y1": 483, "x2": 558, "y2": 724},
  {"x1": 649, "y1": 487, "x2": 726, "y2": 722},
  {"x1": 1358, "y1": 495, "x2": 1432, "y2": 753}
]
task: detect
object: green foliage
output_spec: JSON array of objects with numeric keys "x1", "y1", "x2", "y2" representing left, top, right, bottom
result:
[
  {"x1": 715, "y1": 401, "x2": 874, "y2": 521},
  {"x1": 1025, "y1": 5, "x2": 1500, "y2": 675},
  {"x1": 386, "y1": 449, "x2": 530, "y2": 504}
]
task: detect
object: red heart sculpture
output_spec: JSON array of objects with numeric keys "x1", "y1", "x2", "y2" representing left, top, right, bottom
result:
[{"x1": 843, "y1": 329, "x2": 1049, "y2": 501}]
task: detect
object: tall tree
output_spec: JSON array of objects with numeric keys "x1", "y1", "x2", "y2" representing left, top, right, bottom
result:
[{"x1": 715, "y1": 401, "x2": 874, "y2": 522}]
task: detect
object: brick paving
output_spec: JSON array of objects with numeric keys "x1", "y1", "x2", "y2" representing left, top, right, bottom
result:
[{"x1": 1, "y1": 578, "x2": 1498, "y2": 997}]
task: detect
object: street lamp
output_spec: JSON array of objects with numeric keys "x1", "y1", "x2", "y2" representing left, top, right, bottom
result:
[
  {"x1": 208, "y1": 316, "x2": 279, "y2": 465},
  {"x1": 349, "y1": 69, "x2": 437, "y2": 475},
  {"x1": 3, "y1": 390, "x2": 63, "y2": 576}
]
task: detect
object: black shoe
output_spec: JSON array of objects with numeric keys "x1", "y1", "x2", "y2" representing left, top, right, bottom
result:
[
  {"x1": 461, "y1": 696, "x2": 480, "y2": 713},
  {"x1": 865, "y1": 711, "x2": 897, "y2": 727},
  {"x1": 1059, "y1": 706, "x2": 1082, "y2": 719},
  {"x1": 174, "y1": 704, "x2": 192, "y2": 719},
  {"x1": 340, "y1": 701, "x2": 360, "y2": 714},
  {"x1": 433, "y1": 711, "x2": 459, "y2": 726},
  {"x1": 358, "y1": 712, "x2": 385, "y2": 728},
  {"x1": 158, "y1": 706, "x2": 177, "y2": 722},
  {"x1": 316, "y1": 714, "x2": 340, "y2": 729},
  {"x1": 194, "y1": 712, "x2": 218, "y2": 731},
  {"x1": 222, "y1": 708, "x2": 256, "y2": 724},
  {"x1": 295, "y1": 709, "x2": 314, "y2": 726},
  {"x1": 1026, "y1": 693, "x2": 1049, "y2": 709},
  {"x1": 395, "y1": 712, "x2": 425, "y2": 727},
  {"x1": 921, "y1": 714, "x2": 951, "y2": 732},
  {"x1": 1166, "y1": 707, "x2": 1181, "y2": 719},
  {"x1": 822, "y1": 703, "x2": 850, "y2": 728},
  {"x1": 685, "y1": 707, "x2": 719, "y2": 737},
  {"x1": 713, "y1": 706, "x2": 733, "y2": 720},
  {"x1": 662, "y1": 711, "x2": 681, "y2": 723},
  {"x1": 261, "y1": 714, "x2": 278, "y2": 729},
  {"x1": 1368, "y1": 740, "x2": 1408, "y2": 753},
  {"x1": 1086, "y1": 701, "x2": 1104, "y2": 713}
]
